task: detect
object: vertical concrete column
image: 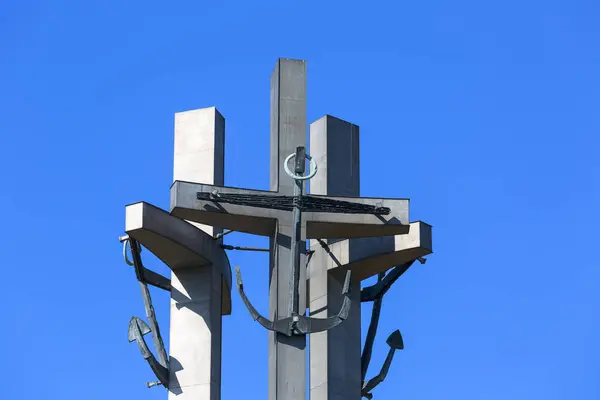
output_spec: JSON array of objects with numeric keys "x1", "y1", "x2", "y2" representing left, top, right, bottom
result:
[
  {"x1": 309, "y1": 115, "x2": 362, "y2": 400},
  {"x1": 170, "y1": 107, "x2": 225, "y2": 399},
  {"x1": 269, "y1": 58, "x2": 307, "y2": 400}
]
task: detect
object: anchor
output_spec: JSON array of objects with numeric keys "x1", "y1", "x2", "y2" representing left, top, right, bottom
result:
[
  {"x1": 360, "y1": 258, "x2": 424, "y2": 398},
  {"x1": 361, "y1": 330, "x2": 404, "y2": 399},
  {"x1": 128, "y1": 317, "x2": 169, "y2": 388},
  {"x1": 122, "y1": 236, "x2": 170, "y2": 388},
  {"x1": 235, "y1": 146, "x2": 354, "y2": 336}
]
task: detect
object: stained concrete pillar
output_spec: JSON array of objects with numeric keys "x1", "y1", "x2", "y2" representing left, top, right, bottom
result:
[
  {"x1": 309, "y1": 115, "x2": 363, "y2": 400},
  {"x1": 169, "y1": 107, "x2": 225, "y2": 399}
]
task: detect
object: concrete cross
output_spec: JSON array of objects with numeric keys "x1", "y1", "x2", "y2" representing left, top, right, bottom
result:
[
  {"x1": 307, "y1": 116, "x2": 432, "y2": 400},
  {"x1": 124, "y1": 107, "x2": 231, "y2": 400},
  {"x1": 170, "y1": 59, "x2": 411, "y2": 400}
]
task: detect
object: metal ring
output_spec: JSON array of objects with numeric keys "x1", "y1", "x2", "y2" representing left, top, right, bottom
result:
[
  {"x1": 284, "y1": 152, "x2": 318, "y2": 180},
  {"x1": 122, "y1": 238, "x2": 141, "y2": 266}
]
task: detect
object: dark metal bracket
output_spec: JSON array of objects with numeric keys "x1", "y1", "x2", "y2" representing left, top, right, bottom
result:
[
  {"x1": 121, "y1": 235, "x2": 171, "y2": 291},
  {"x1": 361, "y1": 259, "x2": 419, "y2": 302},
  {"x1": 236, "y1": 266, "x2": 352, "y2": 336}
]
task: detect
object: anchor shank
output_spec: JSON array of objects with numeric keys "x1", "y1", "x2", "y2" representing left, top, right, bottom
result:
[
  {"x1": 289, "y1": 179, "x2": 303, "y2": 317},
  {"x1": 138, "y1": 281, "x2": 169, "y2": 369},
  {"x1": 288, "y1": 146, "x2": 305, "y2": 318},
  {"x1": 361, "y1": 272, "x2": 384, "y2": 382},
  {"x1": 130, "y1": 239, "x2": 169, "y2": 369}
]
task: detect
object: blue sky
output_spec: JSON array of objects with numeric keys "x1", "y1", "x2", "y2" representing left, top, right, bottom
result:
[{"x1": 1, "y1": 1, "x2": 599, "y2": 399}]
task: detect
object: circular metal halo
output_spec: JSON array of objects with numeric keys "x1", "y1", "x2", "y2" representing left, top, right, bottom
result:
[{"x1": 284, "y1": 152, "x2": 318, "y2": 180}]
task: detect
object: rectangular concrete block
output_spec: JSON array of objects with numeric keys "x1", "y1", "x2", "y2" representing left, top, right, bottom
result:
[
  {"x1": 174, "y1": 106, "x2": 225, "y2": 237},
  {"x1": 174, "y1": 107, "x2": 225, "y2": 189},
  {"x1": 309, "y1": 115, "x2": 360, "y2": 198}
]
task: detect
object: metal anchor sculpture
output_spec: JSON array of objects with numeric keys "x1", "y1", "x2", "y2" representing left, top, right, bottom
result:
[
  {"x1": 359, "y1": 258, "x2": 425, "y2": 398},
  {"x1": 361, "y1": 330, "x2": 404, "y2": 399},
  {"x1": 122, "y1": 236, "x2": 170, "y2": 388},
  {"x1": 235, "y1": 146, "x2": 355, "y2": 336}
]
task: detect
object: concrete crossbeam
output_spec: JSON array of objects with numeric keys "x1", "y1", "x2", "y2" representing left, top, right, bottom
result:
[{"x1": 170, "y1": 181, "x2": 409, "y2": 238}]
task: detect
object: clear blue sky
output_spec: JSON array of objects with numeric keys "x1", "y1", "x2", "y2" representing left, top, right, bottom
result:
[{"x1": 1, "y1": 1, "x2": 598, "y2": 399}]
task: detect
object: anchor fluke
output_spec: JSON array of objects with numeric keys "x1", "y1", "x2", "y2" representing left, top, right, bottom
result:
[
  {"x1": 128, "y1": 316, "x2": 169, "y2": 388},
  {"x1": 128, "y1": 316, "x2": 151, "y2": 342},
  {"x1": 386, "y1": 329, "x2": 404, "y2": 350}
]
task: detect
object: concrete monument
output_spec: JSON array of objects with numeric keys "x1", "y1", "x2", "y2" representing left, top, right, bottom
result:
[{"x1": 119, "y1": 58, "x2": 433, "y2": 400}]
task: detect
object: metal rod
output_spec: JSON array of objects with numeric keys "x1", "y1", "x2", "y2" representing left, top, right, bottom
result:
[
  {"x1": 214, "y1": 229, "x2": 234, "y2": 240},
  {"x1": 221, "y1": 244, "x2": 270, "y2": 252}
]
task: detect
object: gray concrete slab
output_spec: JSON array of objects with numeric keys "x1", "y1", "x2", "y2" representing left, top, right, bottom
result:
[{"x1": 124, "y1": 201, "x2": 232, "y2": 313}]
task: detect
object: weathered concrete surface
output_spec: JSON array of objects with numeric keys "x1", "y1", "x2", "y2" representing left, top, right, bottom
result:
[{"x1": 170, "y1": 181, "x2": 409, "y2": 238}]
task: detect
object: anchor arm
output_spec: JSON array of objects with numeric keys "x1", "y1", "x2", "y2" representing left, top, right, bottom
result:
[
  {"x1": 235, "y1": 267, "x2": 294, "y2": 336},
  {"x1": 361, "y1": 330, "x2": 404, "y2": 398},
  {"x1": 293, "y1": 269, "x2": 352, "y2": 334},
  {"x1": 361, "y1": 260, "x2": 415, "y2": 302},
  {"x1": 235, "y1": 266, "x2": 279, "y2": 332},
  {"x1": 236, "y1": 267, "x2": 353, "y2": 336},
  {"x1": 128, "y1": 317, "x2": 169, "y2": 388}
]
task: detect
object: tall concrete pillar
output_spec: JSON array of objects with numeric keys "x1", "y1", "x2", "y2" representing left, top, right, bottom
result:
[
  {"x1": 169, "y1": 107, "x2": 225, "y2": 399},
  {"x1": 268, "y1": 58, "x2": 307, "y2": 400},
  {"x1": 308, "y1": 115, "x2": 363, "y2": 400}
]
